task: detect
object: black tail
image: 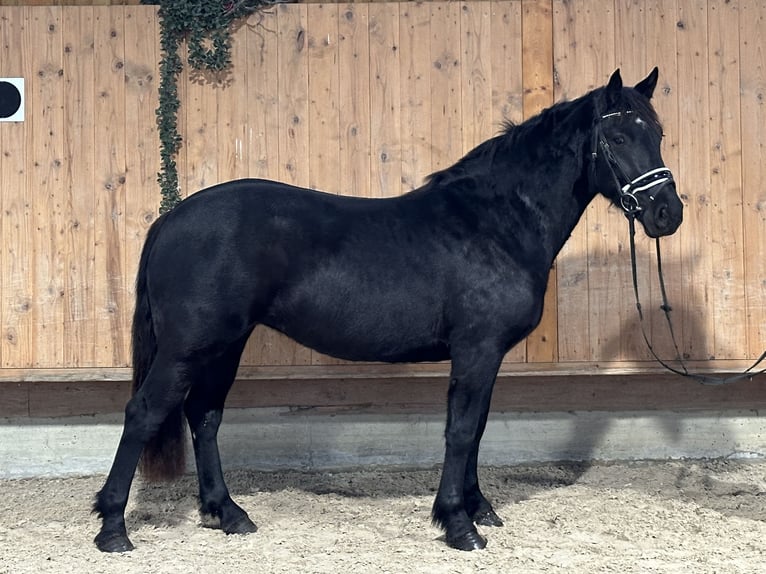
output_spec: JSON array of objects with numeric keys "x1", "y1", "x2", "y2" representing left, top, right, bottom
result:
[{"x1": 132, "y1": 214, "x2": 186, "y2": 482}]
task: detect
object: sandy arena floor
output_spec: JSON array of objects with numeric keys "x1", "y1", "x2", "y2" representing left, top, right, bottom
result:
[{"x1": 1, "y1": 460, "x2": 765, "y2": 573}]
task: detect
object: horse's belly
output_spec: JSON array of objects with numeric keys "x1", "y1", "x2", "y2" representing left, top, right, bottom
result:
[
  {"x1": 263, "y1": 291, "x2": 450, "y2": 363},
  {"x1": 288, "y1": 330, "x2": 450, "y2": 363}
]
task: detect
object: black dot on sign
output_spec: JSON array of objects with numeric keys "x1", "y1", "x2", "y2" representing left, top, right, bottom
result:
[{"x1": 0, "y1": 81, "x2": 21, "y2": 118}]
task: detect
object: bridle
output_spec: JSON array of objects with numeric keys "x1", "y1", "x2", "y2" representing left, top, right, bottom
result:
[
  {"x1": 591, "y1": 110, "x2": 674, "y2": 215},
  {"x1": 592, "y1": 110, "x2": 766, "y2": 385}
]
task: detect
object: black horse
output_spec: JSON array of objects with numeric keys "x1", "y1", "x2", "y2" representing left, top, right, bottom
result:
[{"x1": 94, "y1": 69, "x2": 683, "y2": 552}]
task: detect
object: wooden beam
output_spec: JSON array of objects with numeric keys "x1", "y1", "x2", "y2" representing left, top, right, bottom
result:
[
  {"x1": 4, "y1": 371, "x2": 766, "y2": 419},
  {"x1": 0, "y1": 358, "x2": 763, "y2": 384}
]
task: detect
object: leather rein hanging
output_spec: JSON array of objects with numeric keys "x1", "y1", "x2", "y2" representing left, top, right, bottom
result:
[{"x1": 593, "y1": 111, "x2": 766, "y2": 385}]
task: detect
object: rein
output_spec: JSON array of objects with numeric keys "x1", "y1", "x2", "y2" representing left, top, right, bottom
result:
[
  {"x1": 626, "y1": 215, "x2": 766, "y2": 385},
  {"x1": 593, "y1": 111, "x2": 766, "y2": 385}
]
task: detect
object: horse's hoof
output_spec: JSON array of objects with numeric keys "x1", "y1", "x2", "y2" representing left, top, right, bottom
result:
[
  {"x1": 224, "y1": 515, "x2": 258, "y2": 536},
  {"x1": 446, "y1": 529, "x2": 487, "y2": 551},
  {"x1": 94, "y1": 531, "x2": 135, "y2": 553},
  {"x1": 473, "y1": 508, "x2": 504, "y2": 527}
]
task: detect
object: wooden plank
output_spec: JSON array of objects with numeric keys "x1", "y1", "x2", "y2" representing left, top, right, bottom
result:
[
  {"x1": 228, "y1": 374, "x2": 766, "y2": 414},
  {"x1": 707, "y1": 0, "x2": 746, "y2": 360},
  {"x1": 7, "y1": 371, "x2": 766, "y2": 419},
  {"x1": 613, "y1": 0, "x2": 654, "y2": 362},
  {"x1": 62, "y1": 6, "x2": 97, "y2": 367},
  {"x1": 183, "y1": 43, "x2": 219, "y2": 196},
  {"x1": 0, "y1": 383, "x2": 28, "y2": 417},
  {"x1": 307, "y1": 3, "x2": 343, "y2": 366},
  {"x1": 519, "y1": 0, "x2": 549, "y2": 129},
  {"x1": 399, "y1": 1, "x2": 430, "y2": 191},
  {"x1": 0, "y1": 367, "x2": 132, "y2": 383},
  {"x1": 236, "y1": 359, "x2": 766, "y2": 380},
  {"x1": 0, "y1": 357, "x2": 761, "y2": 387},
  {"x1": 93, "y1": 6, "x2": 128, "y2": 366},
  {"x1": 234, "y1": 6, "x2": 313, "y2": 368},
  {"x1": 239, "y1": 8, "x2": 281, "y2": 368},
  {"x1": 644, "y1": 0, "x2": 685, "y2": 361},
  {"x1": 28, "y1": 381, "x2": 131, "y2": 418},
  {"x1": 492, "y1": 0, "x2": 525, "y2": 362},
  {"x1": 0, "y1": 7, "x2": 32, "y2": 367},
  {"x1": 741, "y1": 1, "x2": 766, "y2": 359},
  {"x1": 520, "y1": 0, "x2": 553, "y2": 363},
  {"x1": 368, "y1": 2, "x2": 400, "y2": 197},
  {"x1": 614, "y1": 0, "x2": 646, "y2": 78},
  {"x1": 307, "y1": 2, "x2": 340, "y2": 195},
  {"x1": 573, "y1": 2, "x2": 620, "y2": 364},
  {"x1": 460, "y1": 1, "x2": 492, "y2": 152},
  {"x1": 277, "y1": 2, "x2": 309, "y2": 191},
  {"x1": 172, "y1": 30, "x2": 189, "y2": 197},
  {"x1": 311, "y1": 2, "x2": 360, "y2": 367},
  {"x1": 492, "y1": 0, "x2": 523, "y2": 126},
  {"x1": 676, "y1": 0, "x2": 714, "y2": 361},
  {"x1": 429, "y1": 2, "x2": 462, "y2": 174},
  {"x1": 216, "y1": 9, "x2": 248, "y2": 184},
  {"x1": 551, "y1": 0, "x2": 597, "y2": 361},
  {"x1": 28, "y1": 6, "x2": 66, "y2": 367},
  {"x1": 274, "y1": 2, "x2": 312, "y2": 365},
  {"x1": 338, "y1": 1, "x2": 371, "y2": 195},
  {"x1": 740, "y1": 0, "x2": 766, "y2": 359},
  {"x1": 243, "y1": 8, "x2": 279, "y2": 181},
  {"x1": 123, "y1": 4, "x2": 160, "y2": 317}
]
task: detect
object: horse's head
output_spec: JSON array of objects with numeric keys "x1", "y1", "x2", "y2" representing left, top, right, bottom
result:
[{"x1": 591, "y1": 68, "x2": 683, "y2": 238}]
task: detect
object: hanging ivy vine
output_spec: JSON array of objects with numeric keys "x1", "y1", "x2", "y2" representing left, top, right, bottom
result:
[{"x1": 141, "y1": 0, "x2": 283, "y2": 213}]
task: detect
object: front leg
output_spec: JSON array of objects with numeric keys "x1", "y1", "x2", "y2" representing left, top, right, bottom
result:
[{"x1": 432, "y1": 347, "x2": 503, "y2": 551}]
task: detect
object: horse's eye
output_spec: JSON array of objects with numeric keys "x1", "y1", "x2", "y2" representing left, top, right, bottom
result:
[{"x1": 613, "y1": 136, "x2": 626, "y2": 145}]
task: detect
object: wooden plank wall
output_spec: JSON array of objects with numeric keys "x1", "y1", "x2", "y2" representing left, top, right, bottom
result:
[
  {"x1": 1, "y1": 1, "x2": 765, "y2": 417},
  {"x1": 1, "y1": 5, "x2": 156, "y2": 372}
]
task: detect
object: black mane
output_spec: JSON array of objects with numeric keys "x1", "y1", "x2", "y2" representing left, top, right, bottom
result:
[{"x1": 422, "y1": 84, "x2": 662, "y2": 189}]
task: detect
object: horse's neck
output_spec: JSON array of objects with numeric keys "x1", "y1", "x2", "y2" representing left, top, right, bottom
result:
[
  {"x1": 537, "y1": 160, "x2": 596, "y2": 263},
  {"x1": 510, "y1": 104, "x2": 598, "y2": 266}
]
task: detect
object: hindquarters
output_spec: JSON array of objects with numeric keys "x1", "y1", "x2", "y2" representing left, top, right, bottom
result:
[
  {"x1": 148, "y1": 183, "x2": 305, "y2": 322},
  {"x1": 128, "y1": 183, "x2": 295, "y2": 481}
]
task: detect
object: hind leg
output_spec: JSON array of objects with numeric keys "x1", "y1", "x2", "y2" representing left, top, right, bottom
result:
[
  {"x1": 185, "y1": 334, "x2": 257, "y2": 536},
  {"x1": 94, "y1": 354, "x2": 193, "y2": 552}
]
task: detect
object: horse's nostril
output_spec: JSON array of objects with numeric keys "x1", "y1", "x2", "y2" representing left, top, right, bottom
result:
[{"x1": 657, "y1": 205, "x2": 669, "y2": 225}]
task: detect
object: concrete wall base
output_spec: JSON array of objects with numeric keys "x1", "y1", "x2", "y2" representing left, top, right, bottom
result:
[{"x1": 1, "y1": 408, "x2": 765, "y2": 479}]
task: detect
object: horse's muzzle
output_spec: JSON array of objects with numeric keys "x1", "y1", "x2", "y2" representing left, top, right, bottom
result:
[{"x1": 639, "y1": 182, "x2": 684, "y2": 238}]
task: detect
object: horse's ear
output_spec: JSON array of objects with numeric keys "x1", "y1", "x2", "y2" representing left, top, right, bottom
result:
[
  {"x1": 634, "y1": 67, "x2": 659, "y2": 99},
  {"x1": 607, "y1": 69, "x2": 623, "y2": 92},
  {"x1": 605, "y1": 69, "x2": 623, "y2": 106}
]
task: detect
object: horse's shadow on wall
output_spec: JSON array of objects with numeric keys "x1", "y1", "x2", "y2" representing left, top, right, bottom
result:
[
  {"x1": 552, "y1": 249, "x2": 710, "y2": 468},
  {"x1": 497, "y1": 250, "x2": 766, "y2": 517}
]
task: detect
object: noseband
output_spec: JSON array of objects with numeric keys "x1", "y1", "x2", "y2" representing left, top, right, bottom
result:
[{"x1": 591, "y1": 110, "x2": 674, "y2": 215}]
